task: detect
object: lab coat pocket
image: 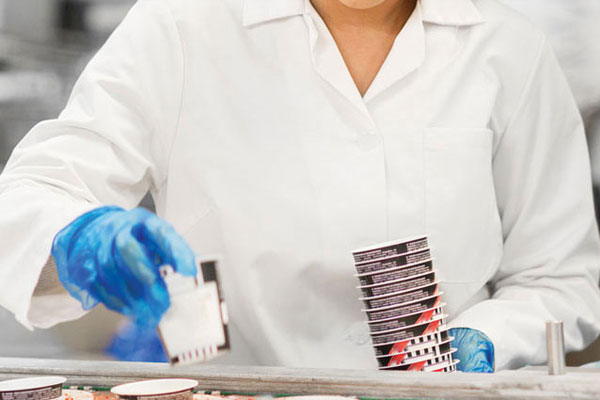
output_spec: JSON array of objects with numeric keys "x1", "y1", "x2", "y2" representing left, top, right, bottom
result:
[{"x1": 424, "y1": 128, "x2": 502, "y2": 285}]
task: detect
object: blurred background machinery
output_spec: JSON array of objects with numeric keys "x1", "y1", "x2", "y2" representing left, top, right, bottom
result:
[
  {"x1": 0, "y1": 0, "x2": 599, "y2": 364},
  {"x1": 0, "y1": 0, "x2": 135, "y2": 360}
]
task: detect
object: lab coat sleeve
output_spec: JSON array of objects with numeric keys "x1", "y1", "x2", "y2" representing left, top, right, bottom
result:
[
  {"x1": 0, "y1": 0, "x2": 184, "y2": 329},
  {"x1": 448, "y1": 38, "x2": 600, "y2": 370}
]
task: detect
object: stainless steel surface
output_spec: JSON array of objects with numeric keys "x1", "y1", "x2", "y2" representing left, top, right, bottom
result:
[
  {"x1": 1, "y1": 358, "x2": 600, "y2": 400},
  {"x1": 546, "y1": 320, "x2": 566, "y2": 375}
]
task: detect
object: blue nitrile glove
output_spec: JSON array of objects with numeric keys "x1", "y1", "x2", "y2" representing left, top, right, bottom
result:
[
  {"x1": 105, "y1": 320, "x2": 168, "y2": 362},
  {"x1": 52, "y1": 206, "x2": 197, "y2": 327},
  {"x1": 449, "y1": 327, "x2": 495, "y2": 373}
]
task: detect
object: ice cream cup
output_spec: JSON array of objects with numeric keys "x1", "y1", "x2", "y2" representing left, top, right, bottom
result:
[
  {"x1": 358, "y1": 271, "x2": 436, "y2": 298},
  {"x1": 373, "y1": 321, "x2": 448, "y2": 356},
  {"x1": 367, "y1": 305, "x2": 444, "y2": 334},
  {"x1": 377, "y1": 340, "x2": 453, "y2": 368},
  {"x1": 376, "y1": 335, "x2": 454, "y2": 360},
  {"x1": 423, "y1": 358, "x2": 460, "y2": 372},
  {"x1": 361, "y1": 282, "x2": 439, "y2": 311},
  {"x1": 370, "y1": 315, "x2": 447, "y2": 346},
  {"x1": 0, "y1": 377, "x2": 67, "y2": 400},
  {"x1": 364, "y1": 293, "x2": 443, "y2": 322},
  {"x1": 353, "y1": 236, "x2": 429, "y2": 265},
  {"x1": 354, "y1": 249, "x2": 431, "y2": 275},
  {"x1": 356, "y1": 259, "x2": 434, "y2": 287},
  {"x1": 378, "y1": 348, "x2": 457, "y2": 371},
  {"x1": 111, "y1": 379, "x2": 198, "y2": 400}
]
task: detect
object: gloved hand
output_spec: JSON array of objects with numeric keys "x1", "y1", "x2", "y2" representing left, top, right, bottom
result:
[
  {"x1": 449, "y1": 327, "x2": 495, "y2": 373},
  {"x1": 52, "y1": 206, "x2": 197, "y2": 327}
]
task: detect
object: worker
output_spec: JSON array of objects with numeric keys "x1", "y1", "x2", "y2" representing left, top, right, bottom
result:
[{"x1": 0, "y1": 0, "x2": 599, "y2": 373}]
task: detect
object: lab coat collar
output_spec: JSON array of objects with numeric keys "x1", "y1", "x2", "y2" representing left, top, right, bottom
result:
[
  {"x1": 242, "y1": 0, "x2": 485, "y2": 28},
  {"x1": 420, "y1": 0, "x2": 486, "y2": 26},
  {"x1": 242, "y1": 0, "x2": 304, "y2": 27}
]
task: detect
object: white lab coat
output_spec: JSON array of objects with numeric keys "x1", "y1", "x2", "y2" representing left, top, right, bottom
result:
[
  {"x1": 0, "y1": 0, "x2": 599, "y2": 371},
  {"x1": 499, "y1": 0, "x2": 600, "y2": 115}
]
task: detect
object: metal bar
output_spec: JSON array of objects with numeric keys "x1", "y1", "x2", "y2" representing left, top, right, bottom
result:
[
  {"x1": 1, "y1": 358, "x2": 600, "y2": 400},
  {"x1": 546, "y1": 320, "x2": 566, "y2": 375}
]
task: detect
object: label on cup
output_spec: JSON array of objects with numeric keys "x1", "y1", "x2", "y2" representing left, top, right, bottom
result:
[
  {"x1": 356, "y1": 260, "x2": 434, "y2": 286},
  {"x1": 376, "y1": 335, "x2": 454, "y2": 359},
  {"x1": 379, "y1": 348, "x2": 457, "y2": 371},
  {"x1": 353, "y1": 236, "x2": 429, "y2": 265},
  {"x1": 371, "y1": 315, "x2": 446, "y2": 346},
  {"x1": 377, "y1": 340, "x2": 453, "y2": 368},
  {"x1": 373, "y1": 322, "x2": 448, "y2": 355},
  {"x1": 359, "y1": 272, "x2": 436, "y2": 299},
  {"x1": 367, "y1": 305, "x2": 443, "y2": 334},
  {"x1": 423, "y1": 358, "x2": 460, "y2": 373},
  {"x1": 365, "y1": 293, "x2": 442, "y2": 322},
  {"x1": 355, "y1": 249, "x2": 431, "y2": 275},
  {"x1": 362, "y1": 282, "x2": 439, "y2": 310}
]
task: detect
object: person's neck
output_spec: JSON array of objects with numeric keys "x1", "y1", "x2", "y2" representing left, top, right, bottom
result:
[{"x1": 310, "y1": 0, "x2": 416, "y2": 35}]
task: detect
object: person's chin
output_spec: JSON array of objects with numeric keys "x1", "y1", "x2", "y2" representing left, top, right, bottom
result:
[{"x1": 336, "y1": 0, "x2": 388, "y2": 10}]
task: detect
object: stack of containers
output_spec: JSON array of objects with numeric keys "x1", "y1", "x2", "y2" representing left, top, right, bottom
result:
[{"x1": 352, "y1": 236, "x2": 458, "y2": 372}]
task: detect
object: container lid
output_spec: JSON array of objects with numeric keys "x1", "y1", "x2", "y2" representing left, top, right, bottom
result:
[
  {"x1": 0, "y1": 376, "x2": 67, "y2": 392},
  {"x1": 111, "y1": 379, "x2": 198, "y2": 397}
]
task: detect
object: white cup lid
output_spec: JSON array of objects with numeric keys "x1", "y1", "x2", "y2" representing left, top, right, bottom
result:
[
  {"x1": 111, "y1": 379, "x2": 198, "y2": 397},
  {"x1": 0, "y1": 376, "x2": 67, "y2": 392}
]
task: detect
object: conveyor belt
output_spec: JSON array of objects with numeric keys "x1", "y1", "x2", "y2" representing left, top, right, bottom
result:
[{"x1": 1, "y1": 358, "x2": 599, "y2": 400}]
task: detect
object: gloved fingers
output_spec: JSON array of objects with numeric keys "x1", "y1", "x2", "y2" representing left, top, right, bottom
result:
[
  {"x1": 114, "y1": 229, "x2": 171, "y2": 326},
  {"x1": 128, "y1": 281, "x2": 170, "y2": 327},
  {"x1": 92, "y1": 233, "x2": 141, "y2": 318},
  {"x1": 115, "y1": 228, "x2": 161, "y2": 288},
  {"x1": 449, "y1": 327, "x2": 495, "y2": 373},
  {"x1": 455, "y1": 349, "x2": 494, "y2": 373},
  {"x1": 130, "y1": 209, "x2": 197, "y2": 277},
  {"x1": 88, "y1": 278, "x2": 132, "y2": 316}
]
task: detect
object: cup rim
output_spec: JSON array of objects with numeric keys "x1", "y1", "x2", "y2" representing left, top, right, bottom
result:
[
  {"x1": 357, "y1": 269, "x2": 436, "y2": 289},
  {"x1": 111, "y1": 379, "x2": 198, "y2": 397},
  {"x1": 369, "y1": 313, "x2": 447, "y2": 338},
  {"x1": 0, "y1": 377, "x2": 67, "y2": 393},
  {"x1": 359, "y1": 280, "x2": 439, "y2": 301},
  {"x1": 366, "y1": 302, "x2": 445, "y2": 324},
  {"x1": 362, "y1": 291, "x2": 442, "y2": 313},
  {"x1": 352, "y1": 235, "x2": 428, "y2": 255},
  {"x1": 354, "y1": 248, "x2": 432, "y2": 269},
  {"x1": 354, "y1": 258, "x2": 434, "y2": 278},
  {"x1": 372, "y1": 320, "x2": 447, "y2": 347},
  {"x1": 375, "y1": 336, "x2": 454, "y2": 359},
  {"x1": 373, "y1": 325, "x2": 450, "y2": 351}
]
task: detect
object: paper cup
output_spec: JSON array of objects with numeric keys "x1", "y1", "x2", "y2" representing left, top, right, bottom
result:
[
  {"x1": 423, "y1": 359, "x2": 460, "y2": 372},
  {"x1": 362, "y1": 282, "x2": 439, "y2": 311},
  {"x1": 379, "y1": 348, "x2": 457, "y2": 371},
  {"x1": 367, "y1": 305, "x2": 443, "y2": 334},
  {"x1": 371, "y1": 315, "x2": 446, "y2": 346},
  {"x1": 356, "y1": 259, "x2": 434, "y2": 287},
  {"x1": 373, "y1": 322, "x2": 448, "y2": 356},
  {"x1": 358, "y1": 271, "x2": 436, "y2": 299},
  {"x1": 365, "y1": 293, "x2": 442, "y2": 322},
  {"x1": 0, "y1": 377, "x2": 67, "y2": 400},
  {"x1": 376, "y1": 335, "x2": 454, "y2": 360},
  {"x1": 360, "y1": 273, "x2": 437, "y2": 300},
  {"x1": 111, "y1": 379, "x2": 198, "y2": 400},
  {"x1": 355, "y1": 249, "x2": 431, "y2": 275},
  {"x1": 376, "y1": 340, "x2": 453, "y2": 368},
  {"x1": 353, "y1": 236, "x2": 428, "y2": 264}
]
